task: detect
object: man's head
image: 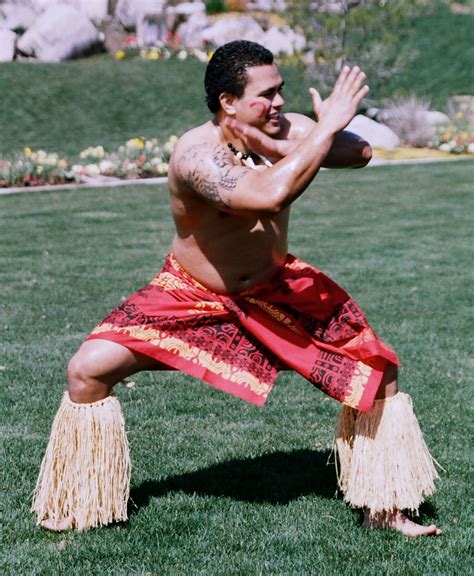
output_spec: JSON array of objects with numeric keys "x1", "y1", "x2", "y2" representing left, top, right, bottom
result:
[{"x1": 204, "y1": 40, "x2": 274, "y2": 114}]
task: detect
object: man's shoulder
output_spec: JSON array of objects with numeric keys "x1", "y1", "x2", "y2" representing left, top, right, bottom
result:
[
  {"x1": 280, "y1": 112, "x2": 316, "y2": 140},
  {"x1": 175, "y1": 120, "x2": 217, "y2": 151}
]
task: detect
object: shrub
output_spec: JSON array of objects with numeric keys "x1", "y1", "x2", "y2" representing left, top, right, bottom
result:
[{"x1": 379, "y1": 95, "x2": 435, "y2": 147}]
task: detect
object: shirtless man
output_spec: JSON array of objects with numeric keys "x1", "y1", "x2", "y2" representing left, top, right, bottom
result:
[{"x1": 32, "y1": 40, "x2": 441, "y2": 536}]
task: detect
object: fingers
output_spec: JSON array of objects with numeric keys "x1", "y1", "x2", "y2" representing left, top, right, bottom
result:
[{"x1": 334, "y1": 65, "x2": 368, "y2": 97}]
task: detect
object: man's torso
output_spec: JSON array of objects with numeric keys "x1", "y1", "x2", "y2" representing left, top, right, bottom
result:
[{"x1": 166, "y1": 115, "x2": 310, "y2": 294}]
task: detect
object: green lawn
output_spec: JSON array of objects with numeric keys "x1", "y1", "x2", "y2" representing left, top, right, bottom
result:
[{"x1": 1, "y1": 160, "x2": 472, "y2": 575}]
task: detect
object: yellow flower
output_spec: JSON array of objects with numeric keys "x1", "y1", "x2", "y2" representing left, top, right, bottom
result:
[
  {"x1": 115, "y1": 50, "x2": 126, "y2": 60},
  {"x1": 126, "y1": 137, "x2": 145, "y2": 150},
  {"x1": 23, "y1": 146, "x2": 32, "y2": 156},
  {"x1": 455, "y1": 111, "x2": 464, "y2": 119}
]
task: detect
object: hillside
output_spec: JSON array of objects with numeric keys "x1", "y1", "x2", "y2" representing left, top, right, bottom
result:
[{"x1": 0, "y1": 3, "x2": 472, "y2": 156}]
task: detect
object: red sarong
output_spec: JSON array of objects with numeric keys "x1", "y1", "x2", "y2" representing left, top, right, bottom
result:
[{"x1": 87, "y1": 253, "x2": 399, "y2": 412}]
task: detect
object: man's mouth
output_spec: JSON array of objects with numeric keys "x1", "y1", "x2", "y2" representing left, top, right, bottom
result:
[{"x1": 266, "y1": 113, "x2": 280, "y2": 125}]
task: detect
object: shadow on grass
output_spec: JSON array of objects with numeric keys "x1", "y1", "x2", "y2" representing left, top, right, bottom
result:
[{"x1": 129, "y1": 448, "x2": 338, "y2": 514}]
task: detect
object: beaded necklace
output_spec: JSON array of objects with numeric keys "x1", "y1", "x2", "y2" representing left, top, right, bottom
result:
[{"x1": 227, "y1": 142, "x2": 273, "y2": 170}]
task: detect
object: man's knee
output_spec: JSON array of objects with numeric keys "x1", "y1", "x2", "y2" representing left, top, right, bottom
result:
[{"x1": 67, "y1": 345, "x2": 112, "y2": 403}]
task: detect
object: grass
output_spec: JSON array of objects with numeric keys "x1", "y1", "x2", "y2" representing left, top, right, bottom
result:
[
  {"x1": 1, "y1": 160, "x2": 473, "y2": 575},
  {"x1": 377, "y1": 3, "x2": 474, "y2": 109}
]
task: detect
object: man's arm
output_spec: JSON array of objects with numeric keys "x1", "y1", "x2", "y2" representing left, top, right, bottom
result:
[
  {"x1": 228, "y1": 112, "x2": 372, "y2": 169},
  {"x1": 173, "y1": 66, "x2": 369, "y2": 215},
  {"x1": 323, "y1": 130, "x2": 372, "y2": 168}
]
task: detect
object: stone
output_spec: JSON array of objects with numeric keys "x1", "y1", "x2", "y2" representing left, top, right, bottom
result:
[
  {"x1": 69, "y1": 0, "x2": 109, "y2": 25},
  {"x1": 102, "y1": 18, "x2": 128, "y2": 53},
  {"x1": 176, "y1": 10, "x2": 208, "y2": 48},
  {"x1": 200, "y1": 16, "x2": 265, "y2": 47},
  {"x1": 346, "y1": 115, "x2": 401, "y2": 149},
  {"x1": 0, "y1": 29, "x2": 16, "y2": 61},
  {"x1": 247, "y1": 0, "x2": 286, "y2": 11},
  {"x1": 261, "y1": 25, "x2": 305, "y2": 56},
  {"x1": 376, "y1": 108, "x2": 449, "y2": 128},
  {"x1": 136, "y1": 12, "x2": 168, "y2": 46},
  {"x1": 115, "y1": 0, "x2": 165, "y2": 29},
  {"x1": 17, "y1": 4, "x2": 100, "y2": 62},
  {"x1": 0, "y1": 4, "x2": 37, "y2": 31}
]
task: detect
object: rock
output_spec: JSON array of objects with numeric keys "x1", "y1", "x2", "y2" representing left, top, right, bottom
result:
[
  {"x1": 346, "y1": 115, "x2": 401, "y2": 149},
  {"x1": 376, "y1": 108, "x2": 449, "y2": 128},
  {"x1": 116, "y1": 0, "x2": 165, "y2": 29},
  {"x1": 0, "y1": 4, "x2": 37, "y2": 30},
  {"x1": 176, "y1": 10, "x2": 208, "y2": 48},
  {"x1": 17, "y1": 4, "x2": 100, "y2": 62},
  {"x1": 13, "y1": 1, "x2": 110, "y2": 23},
  {"x1": 247, "y1": 0, "x2": 286, "y2": 11},
  {"x1": 0, "y1": 29, "x2": 16, "y2": 61},
  {"x1": 201, "y1": 16, "x2": 265, "y2": 47},
  {"x1": 68, "y1": 0, "x2": 109, "y2": 25},
  {"x1": 137, "y1": 11, "x2": 168, "y2": 46},
  {"x1": 102, "y1": 18, "x2": 128, "y2": 53},
  {"x1": 261, "y1": 25, "x2": 305, "y2": 56}
]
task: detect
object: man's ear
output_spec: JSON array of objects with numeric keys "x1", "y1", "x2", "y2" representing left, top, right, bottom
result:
[{"x1": 219, "y1": 92, "x2": 237, "y2": 116}]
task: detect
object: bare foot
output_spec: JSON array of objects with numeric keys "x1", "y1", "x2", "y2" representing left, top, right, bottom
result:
[
  {"x1": 40, "y1": 516, "x2": 75, "y2": 531},
  {"x1": 363, "y1": 510, "x2": 442, "y2": 537}
]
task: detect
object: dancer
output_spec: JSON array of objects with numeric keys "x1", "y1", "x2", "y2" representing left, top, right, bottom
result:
[{"x1": 33, "y1": 40, "x2": 440, "y2": 536}]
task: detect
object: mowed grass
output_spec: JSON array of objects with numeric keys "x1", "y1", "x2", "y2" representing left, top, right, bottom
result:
[{"x1": 1, "y1": 160, "x2": 473, "y2": 575}]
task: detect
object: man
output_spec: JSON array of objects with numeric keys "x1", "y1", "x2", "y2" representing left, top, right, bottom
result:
[{"x1": 32, "y1": 40, "x2": 441, "y2": 536}]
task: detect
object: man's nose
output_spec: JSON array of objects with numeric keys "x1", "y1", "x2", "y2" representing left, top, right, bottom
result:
[{"x1": 273, "y1": 92, "x2": 285, "y2": 109}]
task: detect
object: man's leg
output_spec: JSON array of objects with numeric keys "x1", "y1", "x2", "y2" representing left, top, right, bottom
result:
[
  {"x1": 335, "y1": 364, "x2": 442, "y2": 537},
  {"x1": 32, "y1": 340, "x2": 164, "y2": 531}
]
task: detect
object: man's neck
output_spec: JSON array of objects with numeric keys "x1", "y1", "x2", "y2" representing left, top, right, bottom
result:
[{"x1": 213, "y1": 116, "x2": 249, "y2": 154}]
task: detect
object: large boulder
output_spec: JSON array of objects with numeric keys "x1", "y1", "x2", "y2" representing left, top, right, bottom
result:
[
  {"x1": 17, "y1": 4, "x2": 100, "y2": 62},
  {"x1": 1, "y1": 0, "x2": 109, "y2": 22},
  {"x1": 248, "y1": 0, "x2": 286, "y2": 11},
  {"x1": 0, "y1": 29, "x2": 16, "y2": 61},
  {"x1": 0, "y1": 4, "x2": 37, "y2": 30},
  {"x1": 115, "y1": 0, "x2": 165, "y2": 29},
  {"x1": 201, "y1": 16, "x2": 265, "y2": 47},
  {"x1": 261, "y1": 25, "x2": 305, "y2": 56},
  {"x1": 67, "y1": 0, "x2": 109, "y2": 25},
  {"x1": 346, "y1": 115, "x2": 401, "y2": 149},
  {"x1": 175, "y1": 3, "x2": 208, "y2": 48}
]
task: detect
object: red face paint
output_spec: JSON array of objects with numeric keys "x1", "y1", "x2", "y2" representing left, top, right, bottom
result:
[{"x1": 250, "y1": 100, "x2": 268, "y2": 119}]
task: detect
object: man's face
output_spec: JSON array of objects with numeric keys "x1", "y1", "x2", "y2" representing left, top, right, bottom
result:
[{"x1": 233, "y1": 64, "x2": 285, "y2": 135}]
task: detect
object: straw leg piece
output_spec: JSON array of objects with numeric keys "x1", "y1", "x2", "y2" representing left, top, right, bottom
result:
[
  {"x1": 334, "y1": 392, "x2": 438, "y2": 516},
  {"x1": 32, "y1": 391, "x2": 131, "y2": 531}
]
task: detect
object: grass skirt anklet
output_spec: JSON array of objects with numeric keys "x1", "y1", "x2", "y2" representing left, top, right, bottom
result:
[
  {"x1": 335, "y1": 392, "x2": 439, "y2": 515},
  {"x1": 32, "y1": 392, "x2": 131, "y2": 531}
]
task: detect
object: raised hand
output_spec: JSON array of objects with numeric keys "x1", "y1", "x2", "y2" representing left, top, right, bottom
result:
[{"x1": 310, "y1": 66, "x2": 369, "y2": 134}]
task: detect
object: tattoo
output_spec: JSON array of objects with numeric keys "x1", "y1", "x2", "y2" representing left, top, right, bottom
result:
[{"x1": 177, "y1": 143, "x2": 250, "y2": 207}]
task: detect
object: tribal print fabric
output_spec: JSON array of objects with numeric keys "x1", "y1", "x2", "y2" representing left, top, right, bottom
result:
[{"x1": 87, "y1": 254, "x2": 398, "y2": 411}]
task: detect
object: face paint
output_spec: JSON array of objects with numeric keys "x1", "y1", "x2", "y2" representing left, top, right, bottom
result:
[{"x1": 250, "y1": 100, "x2": 268, "y2": 120}]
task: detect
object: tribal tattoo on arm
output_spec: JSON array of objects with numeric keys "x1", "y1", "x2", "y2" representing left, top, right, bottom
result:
[{"x1": 177, "y1": 143, "x2": 251, "y2": 208}]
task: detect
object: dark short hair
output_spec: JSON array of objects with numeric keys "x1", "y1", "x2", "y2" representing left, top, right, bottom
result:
[{"x1": 204, "y1": 40, "x2": 274, "y2": 113}]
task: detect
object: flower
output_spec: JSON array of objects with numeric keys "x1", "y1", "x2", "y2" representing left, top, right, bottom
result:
[{"x1": 115, "y1": 50, "x2": 126, "y2": 60}]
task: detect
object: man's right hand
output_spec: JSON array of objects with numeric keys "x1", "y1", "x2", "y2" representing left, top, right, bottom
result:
[{"x1": 310, "y1": 66, "x2": 369, "y2": 135}]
